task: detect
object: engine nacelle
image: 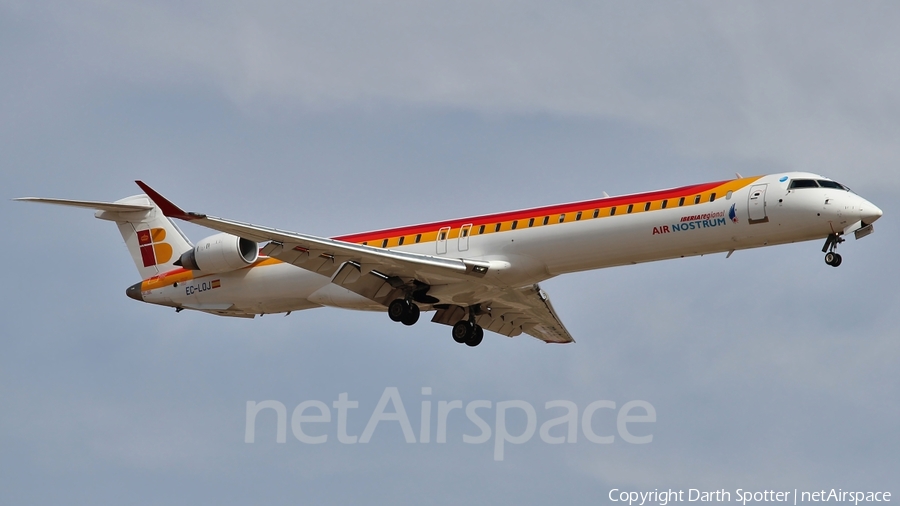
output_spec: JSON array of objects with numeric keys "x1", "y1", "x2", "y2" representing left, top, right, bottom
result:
[{"x1": 177, "y1": 233, "x2": 258, "y2": 273}]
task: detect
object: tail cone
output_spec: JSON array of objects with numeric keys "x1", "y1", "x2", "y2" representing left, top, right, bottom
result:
[{"x1": 126, "y1": 282, "x2": 144, "y2": 302}]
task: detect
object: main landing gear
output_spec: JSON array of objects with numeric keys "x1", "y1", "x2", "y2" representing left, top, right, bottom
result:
[
  {"x1": 387, "y1": 298, "x2": 484, "y2": 347},
  {"x1": 388, "y1": 299, "x2": 420, "y2": 326},
  {"x1": 821, "y1": 233, "x2": 844, "y2": 267},
  {"x1": 452, "y1": 320, "x2": 484, "y2": 347}
]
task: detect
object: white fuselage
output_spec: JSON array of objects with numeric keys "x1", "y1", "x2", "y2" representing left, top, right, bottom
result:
[{"x1": 141, "y1": 172, "x2": 882, "y2": 315}]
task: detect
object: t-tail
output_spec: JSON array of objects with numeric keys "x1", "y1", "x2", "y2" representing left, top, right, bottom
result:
[{"x1": 15, "y1": 194, "x2": 193, "y2": 280}]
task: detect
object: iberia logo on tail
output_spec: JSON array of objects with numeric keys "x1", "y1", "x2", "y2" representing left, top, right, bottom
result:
[{"x1": 137, "y1": 228, "x2": 173, "y2": 267}]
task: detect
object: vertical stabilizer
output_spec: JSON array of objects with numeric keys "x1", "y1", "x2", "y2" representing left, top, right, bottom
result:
[{"x1": 94, "y1": 195, "x2": 193, "y2": 279}]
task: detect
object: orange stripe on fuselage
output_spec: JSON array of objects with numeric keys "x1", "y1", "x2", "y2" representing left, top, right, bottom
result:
[
  {"x1": 335, "y1": 177, "x2": 761, "y2": 247},
  {"x1": 141, "y1": 267, "x2": 194, "y2": 291},
  {"x1": 141, "y1": 257, "x2": 282, "y2": 290}
]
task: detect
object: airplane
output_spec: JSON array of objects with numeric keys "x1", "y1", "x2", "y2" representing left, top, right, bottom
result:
[{"x1": 17, "y1": 172, "x2": 882, "y2": 347}]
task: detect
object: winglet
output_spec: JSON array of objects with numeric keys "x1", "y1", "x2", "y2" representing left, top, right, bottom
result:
[{"x1": 134, "y1": 181, "x2": 205, "y2": 221}]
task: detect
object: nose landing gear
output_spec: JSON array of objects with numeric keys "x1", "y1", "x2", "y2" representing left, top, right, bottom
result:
[{"x1": 822, "y1": 233, "x2": 844, "y2": 267}]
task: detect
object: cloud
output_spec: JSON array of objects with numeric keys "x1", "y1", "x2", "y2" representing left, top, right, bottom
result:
[
  {"x1": 2, "y1": 2, "x2": 899, "y2": 503},
  {"x1": 5, "y1": 1, "x2": 900, "y2": 189}
]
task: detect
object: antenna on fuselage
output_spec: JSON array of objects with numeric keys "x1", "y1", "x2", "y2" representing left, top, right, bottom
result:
[
  {"x1": 735, "y1": 172, "x2": 743, "y2": 179},
  {"x1": 602, "y1": 191, "x2": 610, "y2": 198}
]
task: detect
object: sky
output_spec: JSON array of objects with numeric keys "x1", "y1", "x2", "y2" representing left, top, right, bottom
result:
[{"x1": 2, "y1": 1, "x2": 898, "y2": 504}]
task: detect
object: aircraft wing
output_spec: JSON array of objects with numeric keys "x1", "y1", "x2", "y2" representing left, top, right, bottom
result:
[
  {"x1": 135, "y1": 181, "x2": 574, "y2": 344},
  {"x1": 134, "y1": 181, "x2": 491, "y2": 284}
]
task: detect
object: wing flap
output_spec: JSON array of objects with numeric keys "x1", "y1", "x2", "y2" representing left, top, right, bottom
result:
[
  {"x1": 331, "y1": 262, "x2": 402, "y2": 305},
  {"x1": 435, "y1": 284, "x2": 574, "y2": 344}
]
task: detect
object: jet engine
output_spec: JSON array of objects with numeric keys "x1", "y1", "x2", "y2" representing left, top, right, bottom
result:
[{"x1": 176, "y1": 233, "x2": 258, "y2": 273}]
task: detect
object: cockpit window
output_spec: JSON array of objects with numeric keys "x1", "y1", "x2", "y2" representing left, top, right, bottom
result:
[
  {"x1": 788, "y1": 179, "x2": 819, "y2": 189},
  {"x1": 817, "y1": 180, "x2": 849, "y2": 191},
  {"x1": 788, "y1": 178, "x2": 852, "y2": 192}
]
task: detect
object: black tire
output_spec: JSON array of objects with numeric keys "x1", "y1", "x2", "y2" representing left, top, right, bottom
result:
[
  {"x1": 388, "y1": 299, "x2": 408, "y2": 322},
  {"x1": 825, "y1": 252, "x2": 836, "y2": 266},
  {"x1": 401, "y1": 304, "x2": 420, "y2": 326},
  {"x1": 452, "y1": 321, "x2": 472, "y2": 343},
  {"x1": 465, "y1": 325, "x2": 484, "y2": 347},
  {"x1": 832, "y1": 253, "x2": 842, "y2": 267}
]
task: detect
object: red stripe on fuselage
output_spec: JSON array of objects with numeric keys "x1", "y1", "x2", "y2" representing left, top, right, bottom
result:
[{"x1": 334, "y1": 180, "x2": 726, "y2": 244}]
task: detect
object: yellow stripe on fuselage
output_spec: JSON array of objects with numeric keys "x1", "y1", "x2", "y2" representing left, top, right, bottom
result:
[{"x1": 364, "y1": 177, "x2": 760, "y2": 248}]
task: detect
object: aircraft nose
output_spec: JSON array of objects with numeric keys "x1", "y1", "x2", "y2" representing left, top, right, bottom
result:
[
  {"x1": 860, "y1": 201, "x2": 883, "y2": 224},
  {"x1": 126, "y1": 282, "x2": 144, "y2": 302}
]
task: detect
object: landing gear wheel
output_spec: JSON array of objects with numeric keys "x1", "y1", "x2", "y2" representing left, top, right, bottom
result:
[
  {"x1": 452, "y1": 321, "x2": 472, "y2": 343},
  {"x1": 822, "y1": 233, "x2": 845, "y2": 267},
  {"x1": 401, "y1": 304, "x2": 420, "y2": 326},
  {"x1": 824, "y1": 252, "x2": 843, "y2": 267},
  {"x1": 465, "y1": 325, "x2": 484, "y2": 347},
  {"x1": 388, "y1": 299, "x2": 408, "y2": 322}
]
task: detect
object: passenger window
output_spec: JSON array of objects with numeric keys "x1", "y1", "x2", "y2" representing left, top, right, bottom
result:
[
  {"x1": 593, "y1": 209, "x2": 599, "y2": 218},
  {"x1": 543, "y1": 216, "x2": 549, "y2": 226},
  {"x1": 495, "y1": 223, "x2": 501, "y2": 232},
  {"x1": 709, "y1": 193, "x2": 716, "y2": 202},
  {"x1": 528, "y1": 218, "x2": 534, "y2": 227},
  {"x1": 382, "y1": 239, "x2": 389, "y2": 248},
  {"x1": 644, "y1": 202, "x2": 651, "y2": 212},
  {"x1": 478, "y1": 225, "x2": 484, "y2": 235},
  {"x1": 661, "y1": 200, "x2": 668, "y2": 209},
  {"x1": 575, "y1": 211, "x2": 582, "y2": 221},
  {"x1": 610, "y1": 207, "x2": 616, "y2": 216},
  {"x1": 694, "y1": 195, "x2": 701, "y2": 204},
  {"x1": 439, "y1": 232, "x2": 446, "y2": 241},
  {"x1": 511, "y1": 220, "x2": 518, "y2": 230},
  {"x1": 627, "y1": 204, "x2": 633, "y2": 214},
  {"x1": 678, "y1": 197, "x2": 685, "y2": 206},
  {"x1": 362, "y1": 242, "x2": 367, "y2": 246},
  {"x1": 415, "y1": 234, "x2": 421, "y2": 243},
  {"x1": 559, "y1": 214, "x2": 565, "y2": 223},
  {"x1": 461, "y1": 229, "x2": 468, "y2": 237},
  {"x1": 398, "y1": 236, "x2": 405, "y2": 246}
]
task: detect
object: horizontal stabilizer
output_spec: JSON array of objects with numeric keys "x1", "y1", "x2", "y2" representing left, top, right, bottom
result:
[
  {"x1": 16, "y1": 194, "x2": 193, "y2": 279},
  {"x1": 15, "y1": 197, "x2": 153, "y2": 213}
]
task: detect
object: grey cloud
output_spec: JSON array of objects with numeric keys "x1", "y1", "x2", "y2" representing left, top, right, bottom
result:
[
  {"x1": 2, "y1": 2, "x2": 898, "y2": 504},
  {"x1": 6, "y1": 2, "x2": 899, "y2": 187}
]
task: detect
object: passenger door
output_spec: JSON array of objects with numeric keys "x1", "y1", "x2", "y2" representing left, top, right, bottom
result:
[
  {"x1": 436, "y1": 226, "x2": 450, "y2": 255},
  {"x1": 458, "y1": 224, "x2": 472, "y2": 252},
  {"x1": 747, "y1": 184, "x2": 768, "y2": 223}
]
